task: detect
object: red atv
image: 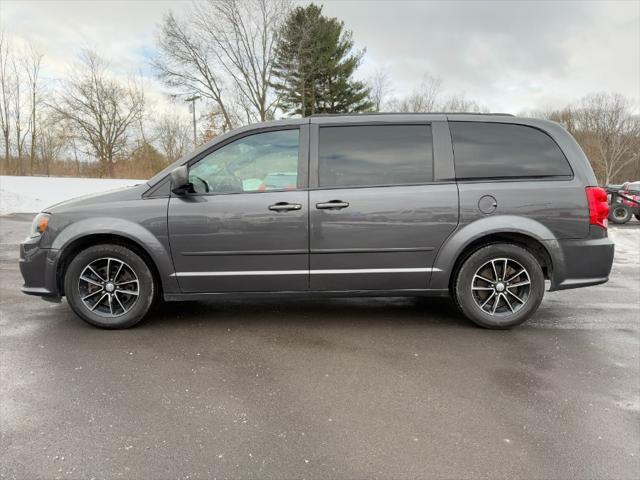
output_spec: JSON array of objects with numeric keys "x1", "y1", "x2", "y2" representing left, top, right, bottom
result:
[{"x1": 607, "y1": 181, "x2": 640, "y2": 224}]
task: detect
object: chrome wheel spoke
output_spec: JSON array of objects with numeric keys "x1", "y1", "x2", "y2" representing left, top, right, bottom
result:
[
  {"x1": 113, "y1": 262, "x2": 124, "y2": 283},
  {"x1": 114, "y1": 292, "x2": 126, "y2": 313},
  {"x1": 490, "y1": 261, "x2": 499, "y2": 281},
  {"x1": 82, "y1": 289, "x2": 103, "y2": 301},
  {"x1": 474, "y1": 274, "x2": 494, "y2": 284},
  {"x1": 491, "y1": 294, "x2": 501, "y2": 314},
  {"x1": 472, "y1": 286, "x2": 494, "y2": 291},
  {"x1": 480, "y1": 291, "x2": 496, "y2": 309},
  {"x1": 116, "y1": 289, "x2": 138, "y2": 296},
  {"x1": 107, "y1": 293, "x2": 114, "y2": 316},
  {"x1": 116, "y1": 279, "x2": 138, "y2": 287},
  {"x1": 80, "y1": 276, "x2": 101, "y2": 287},
  {"x1": 87, "y1": 266, "x2": 105, "y2": 283},
  {"x1": 505, "y1": 269, "x2": 526, "y2": 283},
  {"x1": 506, "y1": 289, "x2": 525, "y2": 304},
  {"x1": 503, "y1": 292, "x2": 514, "y2": 312},
  {"x1": 509, "y1": 280, "x2": 530, "y2": 288},
  {"x1": 91, "y1": 293, "x2": 108, "y2": 311}
]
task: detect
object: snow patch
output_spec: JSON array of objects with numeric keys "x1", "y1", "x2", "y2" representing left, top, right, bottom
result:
[
  {"x1": 609, "y1": 227, "x2": 640, "y2": 265},
  {"x1": 0, "y1": 175, "x2": 143, "y2": 215}
]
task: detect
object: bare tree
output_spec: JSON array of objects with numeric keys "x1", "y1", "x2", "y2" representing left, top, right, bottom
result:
[
  {"x1": 573, "y1": 93, "x2": 639, "y2": 184},
  {"x1": 154, "y1": 0, "x2": 289, "y2": 129},
  {"x1": 24, "y1": 44, "x2": 44, "y2": 175},
  {"x1": 0, "y1": 31, "x2": 13, "y2": 171},
  {"x1": 155, "y1": 113, "x2": 191, "y2": 163},
  {"x1": 51, "y1": 50, "x2": 145, "y2": 177},
  {"x1": 368, "y1": 67, "x2": 393, "y2": 112},
  {"x1": 11, "y1": 56, "x2": 30, "y2": 175},
  {"x1": 193, "y1": 0, "x2": 290, "y2": 122},
  {"x1": 441, "y1": 93, "x2": 487, "y2": 113},
  {"x1": 388, "y1": 74, "x2": 442, "y2": 113},
  {"x1": 154, "y1": 12, "x2": 235, "y2": 131},
  {"x1": 38, "y1": 111, "x2": 68, "y2": 177}
]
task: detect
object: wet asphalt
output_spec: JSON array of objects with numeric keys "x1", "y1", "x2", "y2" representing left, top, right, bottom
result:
[{"x1": 1, "y1": 214, "x2": 639, "y2": 480}]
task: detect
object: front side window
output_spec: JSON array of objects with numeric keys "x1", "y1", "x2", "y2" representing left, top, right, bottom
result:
[
  {"x1": 450, "y1": 122, "x2": 572, "y2": 180},
  {"x1": 189, "y1": 129, "x2": 300, "y2": 194},
  {"x1": 318, "y1": 125, "x2": 433, "y2": 188}
]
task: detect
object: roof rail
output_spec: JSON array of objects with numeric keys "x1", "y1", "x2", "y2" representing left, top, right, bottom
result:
[{"x1": 308, "y1": 112, "x2": 515, "y2": 117}]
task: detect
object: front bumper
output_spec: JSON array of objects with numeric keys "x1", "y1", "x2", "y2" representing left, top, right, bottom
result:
[
  {"x1": 19, "y1": 236, "x2": 62, "y2": 301},
  {"x1": 546, "y1": 234, "x2": 615, "y2": 291}
]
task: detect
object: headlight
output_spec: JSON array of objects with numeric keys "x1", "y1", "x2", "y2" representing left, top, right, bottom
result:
[{"x1": 30, "y1": 213, "x2": 51, "y2": 238}]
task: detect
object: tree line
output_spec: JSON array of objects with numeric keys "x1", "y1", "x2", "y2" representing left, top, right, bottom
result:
[{"x1": 0, "y1": 0, "x2": 638, "y2": 184}]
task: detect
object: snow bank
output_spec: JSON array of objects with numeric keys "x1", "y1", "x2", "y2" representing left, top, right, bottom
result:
[{"x1": 0, "y1": 175, "x2": 144, "y2": 215}]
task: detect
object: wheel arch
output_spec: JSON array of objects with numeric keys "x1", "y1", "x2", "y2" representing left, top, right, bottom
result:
[
  {"x1": 430, "y1": 216, "x2": 558, "y2": 291},
  {"x1": 52, "y1": 218, "x2": 178, "y2": 297},
  {"x1": 446, "y1": 232, "x2": 553, "y2": 293},
  {"x1": 56, "y1": 233, "x2": 165, "y2": 298}
]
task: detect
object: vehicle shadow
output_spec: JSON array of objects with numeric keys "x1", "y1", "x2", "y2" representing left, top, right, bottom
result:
[{"x1": 144, "y1": 296, "x2": 473, "y2": 330}]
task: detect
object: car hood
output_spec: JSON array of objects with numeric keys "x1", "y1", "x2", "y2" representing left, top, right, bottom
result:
[{"x1": 45, "y1": 183, "x2": 147, "y2": 214}]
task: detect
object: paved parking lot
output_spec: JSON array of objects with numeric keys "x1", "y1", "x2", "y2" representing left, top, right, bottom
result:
[{"x1": 1, "y1": 214, "x2": 639, "y2": 479}]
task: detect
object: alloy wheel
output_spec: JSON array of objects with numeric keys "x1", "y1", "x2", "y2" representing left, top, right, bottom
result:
[
  {"x1": 471, "y1": 258, "x2": 531, "y2": 316},
  {"x1": 77, "y1": 257, "x2": 139, "y2": 317}
]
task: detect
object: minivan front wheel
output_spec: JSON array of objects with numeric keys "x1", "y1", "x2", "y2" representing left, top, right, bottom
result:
[
  {"x1": 454, "y1": 244, "x2": 545, "y2": 329},
  {"x1": 64, "y1": 244, "x2": 155, "y2": 329}
]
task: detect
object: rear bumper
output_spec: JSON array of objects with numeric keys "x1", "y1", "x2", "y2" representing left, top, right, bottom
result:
[
  {"x1": 546, "y1": 234, "x2": 614, "y2": 291},
  {"x1": 19, "y1": 237, "x2": 62, "y2": 301}
]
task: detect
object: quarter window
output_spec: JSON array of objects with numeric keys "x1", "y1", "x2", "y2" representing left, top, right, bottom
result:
[
  {"x1": 318, "y1": 125, "x2": 433, "y2": 188},
  {"x1": 188, "y1": 129, "x2": 300, "y2": 194},
  {"x1": 450, "y1": 122, "x2": 572, "y2": 180}
]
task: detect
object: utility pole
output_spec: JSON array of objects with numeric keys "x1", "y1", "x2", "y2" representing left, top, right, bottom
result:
[{"x1": 185, "y1": 95, "x2": 201, "y2": 147}]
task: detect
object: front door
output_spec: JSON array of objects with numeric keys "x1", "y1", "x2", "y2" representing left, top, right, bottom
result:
[
  {"x1": 168, "y1": 126, "x2": 310, "y2": 293},
  {"x1": 309, "y1": 122, "x2": 458, "y2": 291}
]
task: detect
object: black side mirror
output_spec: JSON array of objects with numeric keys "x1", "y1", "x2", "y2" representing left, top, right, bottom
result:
[{"x1": 170, "y1": 166, "x2": 192, "y2": 195}]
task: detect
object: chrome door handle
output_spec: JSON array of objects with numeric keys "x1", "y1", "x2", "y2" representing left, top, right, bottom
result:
[
  {"x1": 316, "y1": 200, "x2": 350, "y2": 210},
  {"x1": 268, "y1": 202, "x2": 302, "y2": 212}
]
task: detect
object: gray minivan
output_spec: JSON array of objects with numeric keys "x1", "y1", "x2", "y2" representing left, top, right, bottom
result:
[{"x1": 19, "y1": 113, "x2": 614, "y2": 329}]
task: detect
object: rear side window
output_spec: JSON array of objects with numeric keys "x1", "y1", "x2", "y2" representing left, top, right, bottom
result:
[
  {"x1": 450, "y1": 122, "x2": 572, "y2": 180},
  {"x1": 318, "y1": 125, "x2": 433, "y2": 188}
]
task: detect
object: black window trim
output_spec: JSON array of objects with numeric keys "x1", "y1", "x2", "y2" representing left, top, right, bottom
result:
[
  {"x1": 310, "y1": 122, "x2": 436, "y2": 190},
  {"x1": 449, "y1": 121, "x2": 575, "y2": 182}
]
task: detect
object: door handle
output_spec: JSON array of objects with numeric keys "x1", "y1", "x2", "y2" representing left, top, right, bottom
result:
[
  {"x1": 316, "y1": 200, "x2": 350, "y2": 210},
  {"x1": 268, "y1": 202, "x2": 302, "y2": 212}
]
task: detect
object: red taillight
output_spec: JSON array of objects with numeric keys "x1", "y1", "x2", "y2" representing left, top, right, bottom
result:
[{"x1": 586, "y1": 187, "x2": 609, "y2": 229}]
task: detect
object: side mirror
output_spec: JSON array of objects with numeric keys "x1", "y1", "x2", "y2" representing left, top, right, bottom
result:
[{"x1": 170, "y1": 166, "x2": 191, "y2": 195}]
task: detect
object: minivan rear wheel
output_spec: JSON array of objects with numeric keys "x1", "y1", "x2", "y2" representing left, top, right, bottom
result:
[
  {"x1": 454, "y1": 243, "x2": 545, "y2": 329},
  {"x1": 64, "y1": 244, "x2": 155, "y2": 329}
]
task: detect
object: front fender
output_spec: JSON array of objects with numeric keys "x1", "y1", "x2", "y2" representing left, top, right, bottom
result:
[
  {"x1": 50, "y1": 217, "x2": 179, "y2": 294},
  {"x1": 429, "y1": 215, "x2": 563, "y2": 290}
]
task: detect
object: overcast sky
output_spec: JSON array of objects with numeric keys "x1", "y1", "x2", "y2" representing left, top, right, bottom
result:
[{"x1": 1, "y1": 0, "x2": 638, "y2": 116}]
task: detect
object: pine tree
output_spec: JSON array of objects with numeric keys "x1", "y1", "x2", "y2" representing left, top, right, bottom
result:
[{"x1": 272, "y1": 4, "x2": 372, "y2": 116}]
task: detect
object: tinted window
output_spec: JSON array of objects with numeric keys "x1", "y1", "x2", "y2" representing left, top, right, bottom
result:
[
  {"x1": 450, "y1": 122, "x2": 572, "y2": 179},
  {"x1": 189, "y1": 129, "x2": 299, "y2": 194},
  {"x1": 318, "y1": 125, "x2": 433, "y2": 187}
]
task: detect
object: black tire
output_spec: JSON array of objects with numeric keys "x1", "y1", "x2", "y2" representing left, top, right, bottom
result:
[
  {"x1": 609, "y1": 205, "x2": 632, "y2": 224},
  {"x1": 634, "y1": 213, "x2": 640, "y2": 222},
  {"x1": 453, "y1": 243, "x2": 545, "y2": 329},
  {"x1": 64, "y1": 244, "x2": 155, "y2": 329}
]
